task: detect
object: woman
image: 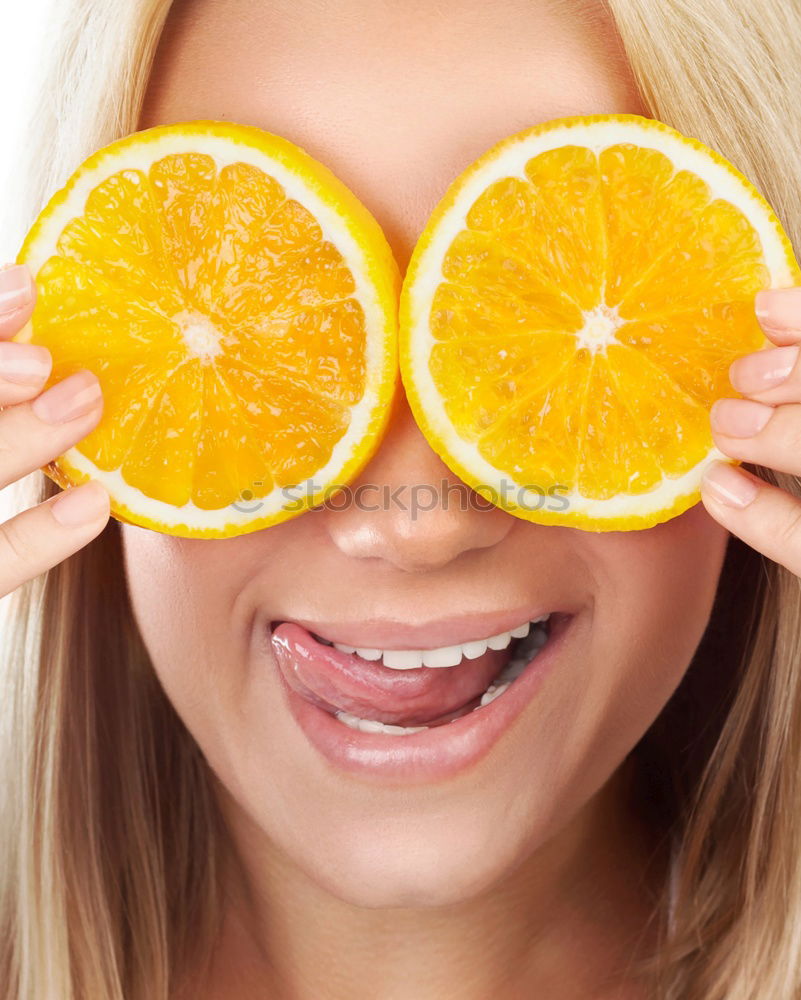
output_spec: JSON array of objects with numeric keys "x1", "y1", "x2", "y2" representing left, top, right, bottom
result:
[{"x1": 2, "y1": 0, "x2": 801, "y2": 996}]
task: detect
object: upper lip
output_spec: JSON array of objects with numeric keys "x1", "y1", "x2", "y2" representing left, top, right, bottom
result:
[{"x1": 271, "y1": 606, "x2": 569, "y2": 650}]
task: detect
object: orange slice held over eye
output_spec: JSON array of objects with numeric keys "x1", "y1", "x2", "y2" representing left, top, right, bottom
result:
[
  {"x1": 400, "y1": 113, "x2": 801, "y2": 531},
  {"x1": 15, "y1": 120, "x2": 399, "y2": 538}
]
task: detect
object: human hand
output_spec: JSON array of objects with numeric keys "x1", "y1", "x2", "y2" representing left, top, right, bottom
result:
[
  {"x1": 700, "y1": 286, "x2": 801, "y2": 572},
  {"x1": 0, "y1": 263, "x2": 109, "y2": 598}
]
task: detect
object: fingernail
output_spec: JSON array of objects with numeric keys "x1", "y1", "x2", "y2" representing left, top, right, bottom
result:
[
  {"x1": 31, "y1": 370, "x2": 102, "y2": 424},
  {"x1": 0, "y1": 264, "x2": 33, "y2": 315},
  {"x1": 710, "y1": 397, "x2": 773, "y2": 437},
  {"x1": 51, "y1": 482, "x2": 109, "y2": 526},
  {"x1": 729, "y1": 344, "x2": 799, "y2": 392},
  {"x1": 701, "y1": 462, "x2": 758, "y2": 508},
  {"x1": 755, "y1": 287, "x2": 801, "y2": 329},
  {"x1": 0, "y1": 341, "x2": 52, "y2": 384}
]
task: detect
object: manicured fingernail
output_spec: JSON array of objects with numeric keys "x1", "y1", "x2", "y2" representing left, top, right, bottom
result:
[
  {"x1": 0, "y1": 341, "x2": 52, "y2": 384},
  {"x1": 701, "y1": 462, "x2": 758, "y2": 508},
  {"x1": 31, "y1": 370, "x2": 102, "y2": 424},
  {"x1": 0, "y1": 264, "x2": 33, "y2": 315},
  {"x1": 51, "y1": 482, "x2": 110, "y2": 526},
  {"x1": 729, "y1": 344, "x2": 799, "y2": 392},
  {"x1": 755, "y1": 287, "x2": 801, "y2": 329},
  {"x1": 710, "y1": 397, "x2": 773, "y2": 437}
]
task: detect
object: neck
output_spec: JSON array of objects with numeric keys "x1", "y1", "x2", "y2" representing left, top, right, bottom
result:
[{"x1": 189, "y1": 757, "x2": 666, "y2": 1000}]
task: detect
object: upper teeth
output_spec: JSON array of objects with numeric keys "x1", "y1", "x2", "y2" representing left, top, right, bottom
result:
[{"x1": 325, "y1": 615, "x2": 550, "y2": 670}]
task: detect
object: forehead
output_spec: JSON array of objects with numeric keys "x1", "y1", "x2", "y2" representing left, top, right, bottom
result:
[{"x1": 139, "y1": 0, "x2": 646, "y2": 271}]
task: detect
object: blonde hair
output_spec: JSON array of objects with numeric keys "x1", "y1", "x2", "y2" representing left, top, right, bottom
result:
[{"x1": 2, "y1": 0, "x2": 801, "y2": 996}]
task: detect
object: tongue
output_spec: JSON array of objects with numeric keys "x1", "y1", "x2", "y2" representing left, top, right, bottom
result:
[{"x1": 270, "y1": 622, "x2": 511, "y2": 726}]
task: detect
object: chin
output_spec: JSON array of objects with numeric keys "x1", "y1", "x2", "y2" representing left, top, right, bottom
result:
[{"x1": 263, "y1": 800, "x2": 540, "y2": 910}]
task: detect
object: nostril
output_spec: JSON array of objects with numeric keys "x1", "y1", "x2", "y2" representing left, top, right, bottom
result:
[{"x1": 322, "y1": 504, "x2": 515, "y2": 574}]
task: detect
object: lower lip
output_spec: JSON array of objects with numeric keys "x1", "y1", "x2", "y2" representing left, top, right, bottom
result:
[{"x1": 272, "y1": 613, "x2": 576, "y2": 785}]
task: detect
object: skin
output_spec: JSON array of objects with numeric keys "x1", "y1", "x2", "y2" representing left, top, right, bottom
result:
[{"x1": 2, "y1": 0, "x2": 801, "y2": 997}]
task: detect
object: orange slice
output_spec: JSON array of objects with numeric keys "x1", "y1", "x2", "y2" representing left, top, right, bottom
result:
[
  {"x1": 400, "y1": 113, "x2": 801, "y2": 531},
  {"x1": 15, "y1": 120, "x2": 399, "y2": 538}
]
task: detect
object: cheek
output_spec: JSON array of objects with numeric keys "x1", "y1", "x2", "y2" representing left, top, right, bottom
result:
[
  {"x1": 582, "y1": 505, "x2": 730, "y2": 749},
  {"x1": 120, "y1": 526, "x2": 249, "y2": 736}
]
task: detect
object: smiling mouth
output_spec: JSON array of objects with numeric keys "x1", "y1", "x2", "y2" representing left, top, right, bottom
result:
[{"x1": 269, "y1": 612, "x2": 572, "y2": 733}]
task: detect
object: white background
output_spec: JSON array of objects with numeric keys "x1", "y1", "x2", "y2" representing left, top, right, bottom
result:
[{"x1": 0, "y1": 2, "x2": 58, "y2": 261}]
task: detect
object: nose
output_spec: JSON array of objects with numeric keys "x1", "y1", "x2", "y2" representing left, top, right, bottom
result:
[{"x1": 321, "y1": 390, "x2": 515, "y2": 573}]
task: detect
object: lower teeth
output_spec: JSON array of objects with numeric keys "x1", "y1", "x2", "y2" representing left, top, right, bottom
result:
[
  {"x1": 333, "y1": 624, "x2": 549, "y2": 735},
  {"x1": 332, "y1": 713, "x2": 431, "y2": 735}
]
